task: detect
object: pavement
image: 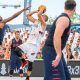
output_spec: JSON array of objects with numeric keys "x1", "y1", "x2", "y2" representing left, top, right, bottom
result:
[{"x1": 0, "y1": 77, "x2": 80, "y2": 80}]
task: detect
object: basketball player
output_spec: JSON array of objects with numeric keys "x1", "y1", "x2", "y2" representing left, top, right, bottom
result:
[
  {"x1": 0, "y1": 6, "x2": 30, "y2": 47},
  {"x1": 42, "y1": 0, "x2": 76, "y2": 80},
  {"x1": 15, "y1": 5, "x2": 48, "y2": 80},
  {"x1": 5, "y1": 31, "x2": 22, "y2": 77}
]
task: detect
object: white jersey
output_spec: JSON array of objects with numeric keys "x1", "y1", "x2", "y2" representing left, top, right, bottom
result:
[
  {"x1": 18, "y1": 21, "x2": 46, "y2": 62},
  {"x1": 27, "y1": 21, "x2": 45, "y2": 46}
]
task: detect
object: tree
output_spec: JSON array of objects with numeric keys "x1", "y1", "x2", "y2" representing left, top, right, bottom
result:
[
  {"x1": 47, "y1": 16, "x2": 56, "y2": 25},
  {"x1": 71, "y1": 13, "x2": 80, "y2": 24}
]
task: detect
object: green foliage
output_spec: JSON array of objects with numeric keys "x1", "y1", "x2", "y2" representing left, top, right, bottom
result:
[
  {"x1": 71, "y1": 13, "x2": 80, "y2": 24},
  {"x1": 47, "y1": 16, "x2": 56, "y2": 25}
]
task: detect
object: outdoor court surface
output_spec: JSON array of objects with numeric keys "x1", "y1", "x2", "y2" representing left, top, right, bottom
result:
[{"x1": 0, "y1": 77, "x2": 80, "y2": 80}]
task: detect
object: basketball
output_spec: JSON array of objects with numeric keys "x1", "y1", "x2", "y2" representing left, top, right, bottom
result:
[{"x1": 38, "y1": 5, "x2": 46, "y2": 13}]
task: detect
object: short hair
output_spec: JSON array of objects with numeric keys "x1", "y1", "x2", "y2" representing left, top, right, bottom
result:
[
  {"x1": 44, "y1": 14, "x2": 48, "y2": 22},
  {"x1": 15, "y1": 31, "x2": 20, "y2": 34},
  {"x1": 65, "y1": 0, "x2": 76, "y2": 10}
]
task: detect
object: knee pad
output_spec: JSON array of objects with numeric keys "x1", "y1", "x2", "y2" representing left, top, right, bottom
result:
[
  {"x1": 15, "y1": 47, "x2": 23, "y2": 57},
  {"x1": 27, "y1": 61, "x2": 33, "y2": 71},
  {"x1": 19, "y1": 69, "x2": 23, "y2": 74}
]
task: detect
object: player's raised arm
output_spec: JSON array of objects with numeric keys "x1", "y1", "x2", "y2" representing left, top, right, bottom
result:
[
  {"x1": 1, "y1": 6, "x2": 31, "y2": 24},
  {"x1": 26, "y1": 10, "x2": 38, "y2": 23},
  {"x1": 38, "y1": 5, "x2": 46, "y2": 27}
]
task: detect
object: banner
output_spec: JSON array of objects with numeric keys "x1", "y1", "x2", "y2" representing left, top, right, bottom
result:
[{"x1": 0, "y1": 60, "x2": 80, "y2": 77}]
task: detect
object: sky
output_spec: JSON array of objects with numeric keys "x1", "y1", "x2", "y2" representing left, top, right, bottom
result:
[
  {"x1": 0, "y1": 0, "x2": 24, "y2": 24},
  {"x1": 0, "y1": 0, "x2": 80, "y2": 24}
]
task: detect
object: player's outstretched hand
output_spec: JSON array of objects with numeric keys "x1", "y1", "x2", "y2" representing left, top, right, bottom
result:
[{"x1": 23, "y1": 5, "x2": 31, "y2": 11}]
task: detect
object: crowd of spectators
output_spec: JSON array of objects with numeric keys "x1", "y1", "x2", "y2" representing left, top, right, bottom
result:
[
  {"x1": 65, "y1": 31, "x2": 80, "y2": 60},
  {"x1": 0, "y1": 26, "x2": 80, "y2": 61},
  {"x1": 0, "y1": 27, "x2": 48, "y2": 60},
  {"x1": 0, "y1": 27, "x2": 29, "y2": 60}
]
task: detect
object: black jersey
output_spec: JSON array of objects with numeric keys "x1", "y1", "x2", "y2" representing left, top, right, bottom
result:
[
  {"x1": 45, "y1": 13, "x2": 71, "y2": 50},
  {"x1": 11, "y1": 38, "x2": 22, "y2": 53}
]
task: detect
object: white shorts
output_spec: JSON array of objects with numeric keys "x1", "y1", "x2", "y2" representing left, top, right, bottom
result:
[{"x1": 18, "y1": 43, "x2": 38, "y2": 62}]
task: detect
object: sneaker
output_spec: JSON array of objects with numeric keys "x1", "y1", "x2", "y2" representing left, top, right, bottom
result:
[
  {"x1": 25, "y1": 77, "x2": 29, "y2": 80},
  {"x1": 9, "y1": 74, "x2": 13, "y2": 77},
  {"x1": 19, "y1": 73, "x2": 23, "y2": 77},
  {"x1": 21, "y1": 61, "x2": 28, "y2": 68},
  {"x1": 9, "y1": 70, "x2": 13, "y2": 77}
]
